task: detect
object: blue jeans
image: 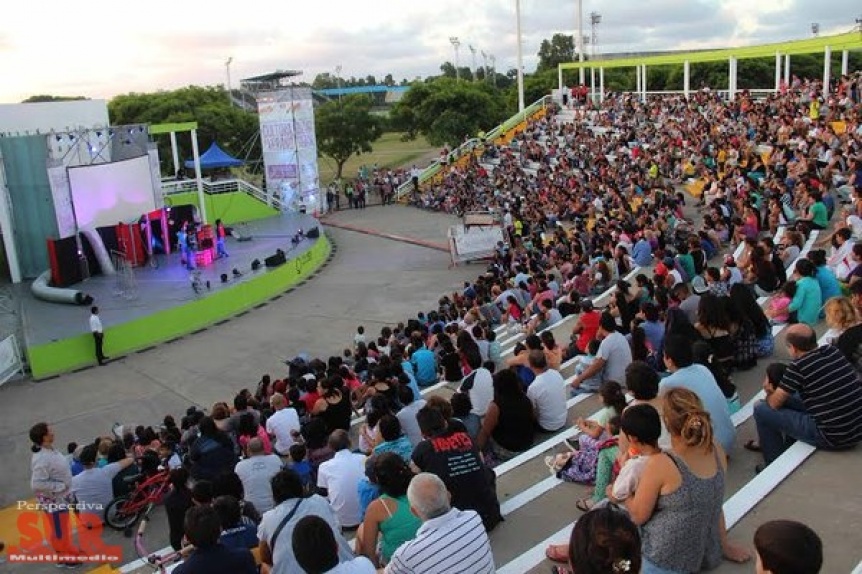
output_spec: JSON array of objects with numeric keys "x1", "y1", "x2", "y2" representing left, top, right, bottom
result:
[
  {"x1": 753, "y1": 395, "x2": 830, "y2": 464},
  {"x1": 642, "y1": 557, "x2": 685, "y2": 574}
]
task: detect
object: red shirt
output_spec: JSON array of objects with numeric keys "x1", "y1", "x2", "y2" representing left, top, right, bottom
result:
[{"x1": 576, "y1": 311, "x2": 601, "y2": 352}]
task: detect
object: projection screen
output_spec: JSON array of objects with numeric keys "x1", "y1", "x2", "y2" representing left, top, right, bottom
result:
[{"x1": 68, "y1": 155, "x2": 157, "y2": 230}]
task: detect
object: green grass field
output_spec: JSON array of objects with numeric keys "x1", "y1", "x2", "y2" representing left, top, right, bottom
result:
[{"x1": 317, "y1": 132, "x2": 437, "y2": 184}]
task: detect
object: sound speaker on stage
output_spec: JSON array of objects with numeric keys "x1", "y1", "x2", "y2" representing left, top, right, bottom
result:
[
  {"x1": 264, "y1": 249, "x2": 286, "y2": 268},
  {"x1": 306, "y1": 227, "x2": 320, "y2": 239}
]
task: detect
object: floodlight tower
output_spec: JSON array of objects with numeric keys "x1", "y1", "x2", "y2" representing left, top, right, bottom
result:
[
  {"x1": 811, "y1": 22, "x2": 820, "y2": 37},
  {"x1": 225, "y1": 57, "x2": 233, "y2": 106},
  {"x1": 481, "y1": 50, "x2": 489, "y2": 82},
  {"x1": 469, "y1": 44, "x2": 478, "y2": 81},
  {"x1": 515, "y1": 0, "x2": 525, "y2": 112},
  {"x1": 489, "y1": 54, "x2": 497, "y2": 87},
  {"x1": 449, "y1": 37, "x2": 462, "y2": 80},
  {"x1": 576, "y1": 0, "x2": 585, "y2": 85}
]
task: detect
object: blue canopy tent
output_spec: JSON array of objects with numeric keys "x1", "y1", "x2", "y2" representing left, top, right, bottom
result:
[{"x1": 184, "y1": 142, "x2": 243, "y2": 169}]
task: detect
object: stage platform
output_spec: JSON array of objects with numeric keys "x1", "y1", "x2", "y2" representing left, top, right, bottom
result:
[{"x1": 19, "y1": 212, "x2": 331, "y2": 379}]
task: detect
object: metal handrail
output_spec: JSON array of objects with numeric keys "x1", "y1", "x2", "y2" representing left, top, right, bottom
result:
[
  {"x1": 395, "y1": 94, "x2": 553, "y2": 201},
  {"x1": 161, "y1": 177, "x2": 283, "y2": 210}
]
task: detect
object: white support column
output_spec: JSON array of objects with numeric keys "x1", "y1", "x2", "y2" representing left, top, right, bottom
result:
[
  {"x1": 0, "y1": 160, "x2": 21, "y2": 283},
  {"x1": 558, "y1": 66, "x2": 564, "y2": 103},
  {"x1": 774, "y1": 52, "x2": 781, "y2": 93},
  {"x1": 636, "y1": 65, "x2": 641, "y2": 96},
  {"x1": 590, "y1": 67, "x2": 596, "y2": 104},
  {"x1": 642, "y1": 65, "x2": 648, "y2": 102},
  {"x1": 577, "y1": 0, "x2": 585, "y2": 86},
  {"x1": 823, "y1": 46, "x2": 831, "y2": 97},
  {"x1": 784, "y1": 54, "x2": 790, "y2": 84},
  {"x1": 599, "y1": 67, "x2": 605, "y2": 103},
  {"x1": 190, "y1": 129, "x2": 208, "y2": 224},
  {"x1": 728, "y1": 57, "x2": 737, "y2": 100},
  {"x1": 169, "y1": 132, "x2": 180, "y2": 177},
  {"x1": 683, "y1": 60, "x2": 691, "y2": 98},
  {"x1": 841, "y1": 50, "x2": 849, "y2": 75}
]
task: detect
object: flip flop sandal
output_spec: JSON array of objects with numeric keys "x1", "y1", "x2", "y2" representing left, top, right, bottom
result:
[
  {"x1": 545, "y1": 544, "x2": 569, "y2": 563},
  {"x1": 743, "y1": 439, "x2": 762, "y2": 452},
  {"x1": 575, "y1": 498, "x2": 594, "y2": 512}
]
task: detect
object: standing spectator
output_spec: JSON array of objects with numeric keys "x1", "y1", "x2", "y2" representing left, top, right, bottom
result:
[
  {"x1": 753, "y1": 324, "x2": 862, "y2": 469},
  {"x1": 189, "y1": 417, "x2": 237, "y2": 482},
  {"x1": 753, "y1": 520, "x2": 823, "y2": 574},
  {"x1": 89, "y1": 306, "x2": 107, "y2": 366},
  {"x1": 317, "y1": 430, "x2": 367, "y2": 531},
  {"x1": 164, "y1": 468, "x2": 193, "y2": 551},
  {"x1": 266, "y1": 393, "x2": 301, "y2": 456},
  {"x1": 173, "y1": 505, "x2": 257, "y2": 574},
  {"x1": 29, "y1": 422, "x2": 82, "y2": 567},
  {"x1": 385, "y1": 473, "x2": 494, "y2": 574},
  {"x1": 258, "y1": 469, "x2": 354, "y2": 574},
  {"x1": 526, "y1": 350, "x2": 568, "y2": 433},
  {"x1": 234, "y1": 437, "x2": 282, "y2": 514}
]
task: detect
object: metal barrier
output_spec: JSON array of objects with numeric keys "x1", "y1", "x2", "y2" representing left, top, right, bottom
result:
[
  {"x1": 111, "y1": 251, "x2": 138, "y2": 301},
  {"x1": 160, "y1": 177, "x2": 283, "y2": 210}
]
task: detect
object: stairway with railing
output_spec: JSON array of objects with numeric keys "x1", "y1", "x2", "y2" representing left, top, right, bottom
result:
[{"x1": 395, "y1": 94, "x2": 555, "y2": 201}]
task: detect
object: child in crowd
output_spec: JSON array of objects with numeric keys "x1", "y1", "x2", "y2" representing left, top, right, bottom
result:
[
  {"x1": 158, "y1": 441, "x2": 183, "y2": 470},
  {"x1": 450, "y1": 392, "x2": 481, "y2": 443},
  {"x1": 571, "y1": 339, "x2": 602, "y2": 395},
  {"x1": 213, "y1": 495, "x2": 258, "y2": 550},
  {"x1": 548, "y1": 413, "x2": 620, "y2": 485},
  {"x1": 592, "y1": 381, "x2": 628, "y2": 427},
  {"x1": 766, "y1": 281, "x2": 796, "y2": 325},
  {"x1": 287, "y1": 443, "x2": 313, "y2": 495},
  {"x1": 605, "y1": 403, "x2": 663, "y2": 505},
  {"x1": 354, "y1": 325, "x2": 366, "y2": 349}
]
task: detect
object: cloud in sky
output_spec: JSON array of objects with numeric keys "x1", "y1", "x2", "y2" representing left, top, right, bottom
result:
[{"x1": 0, "y1": 0, "x2": 858, "y2": 102}]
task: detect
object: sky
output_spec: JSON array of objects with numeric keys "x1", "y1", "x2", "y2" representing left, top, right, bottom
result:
[{"x1": 0, "y1": 0, "x2": 859, "y2": 103}]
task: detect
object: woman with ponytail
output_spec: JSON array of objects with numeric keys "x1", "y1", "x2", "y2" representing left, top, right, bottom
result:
[
  {"x1": 623, "y1": 388, "x2": 751, "y2": 574},
  {"x1": 29, "y1": 422, "x2": 82, "y2": 566}
]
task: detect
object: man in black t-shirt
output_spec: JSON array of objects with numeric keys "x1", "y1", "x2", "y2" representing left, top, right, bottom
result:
[{"x1": 411, "y1": 407, "x2": 502, "y2": 531}]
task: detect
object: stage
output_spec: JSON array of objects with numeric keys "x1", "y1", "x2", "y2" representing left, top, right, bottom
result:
[{"x1": 18, "y1": 211, "x2": 331, "y2": 379}]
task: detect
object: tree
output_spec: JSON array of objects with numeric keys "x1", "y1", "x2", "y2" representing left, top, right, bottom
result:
[
  {"x1": 315, "y1": 94, "x2": 382, "y2": 180},
  {"x1": 391, "y1": 78, "x2": 507, "y2": 147},
  {"x1": 22, "y1": 95, "x2": 87, "y2": 103},
  {"x1": 108, "y1": 86, "x2": 259, "y2": 175},
  {"x1": 537, "y1": 34, "x2": 575, "y2": 72}
]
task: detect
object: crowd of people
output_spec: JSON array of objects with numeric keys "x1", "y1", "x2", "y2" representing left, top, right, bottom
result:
[{"x1": 25, "y1": 70, "x2": 862, "y2": 573}]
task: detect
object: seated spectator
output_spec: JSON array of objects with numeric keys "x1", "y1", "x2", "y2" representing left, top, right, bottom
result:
[
  {"x1": 293, "y1": 515, "x2": 376, "y2": 574},
  {"x1": 173, "y1": 505, "x2": 256, "y2": 574},
  {"x1": 212, "y1": 471, "x2": 261, "y2": 526},
  {"x1": 458, "y1": 355, "x2": 494, "y2": 417},
  {"x1": 385, "y1": 473, "x2": 494, "y2": 574},
  {"x1": 317, "y1": 430, "x2": 367, "y2": 530},
  {"x1": 410, "y1": 337, "x2": 439, "y2": 387},
  {"x1": 659, "y1": 335, "x2": 736, "y2": 454},
  {"x1": 189, "y1": 417, "x2": 237, "y2": 482},
  {"x1": 753, "y1": 324, "x2": 862, "y2": 470},
  {"x1": 526, "y1": 350, "x2": 568, "y2": 433},
  {"x1": 213, "y1": 495, "x2": 258, "y2": 549},
  {"x1": 411, "y1": 407, "x2": 502, "y2": 531},
  {"x1": 258, "y1": 469, "x2": 353, "y2": 574},
  {"x1": 234, "y1": 437, "x2": 282, "y2": 514},
  {"x1": 754, "y1": 519, "x2": 823, "y2": 574},
  {"x1": 287, "y1": 443, "x2": 314, "y2": 495},
  {"x1": 311, "y1": 375, "x2": 353, "y2": 433},
  {"x1": 786, "y1": 259, "x2": 823, "y2": 327},
  {"x1": 450, "y1": 392, "x2": 481, "y2": 442},
  {"x1": 236, "y1": 412, "x2": 272, "y2": 457},
  {"x1": 373, "y1": 415, "x2": 414, "y2": 462},
  {"x1": 571, "y1": 313, "x2": 633, "y2": 391},
  {"x1": 476, "y1": 369, "x2": 534, "y2": 464},
  {"x1": 356, "y1": 453, "x2": 422, "y2": 568},
  {"x1": 266, "y1": 393, "x2": 302, "y2": 457},
  {"x1": 566, "y1": 506, "x2": 642, "y2": 574},
  {"x1": 395, "y1": 385, "x2": 426, "y2": 448},
  {"x1": 71, "y1": 443, "x2": 134, "y2": 526}
]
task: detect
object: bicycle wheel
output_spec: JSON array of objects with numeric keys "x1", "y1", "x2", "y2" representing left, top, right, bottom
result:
[{"x1": 104, "y1": 496, "x2": 141, "y2": 531}]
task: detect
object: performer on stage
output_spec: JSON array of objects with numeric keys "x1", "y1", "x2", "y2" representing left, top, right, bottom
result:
[
  {"x1": 186, "y1": 223, "x2": 198, "y2": 270},
  {"x1": 177, "y1": 222, "x2": 189, "y2": 267},
  {"x1": 89, "y1": 306, "x2": 107, "y2": 366},
  {"x1": 215, "y1": 219, "x2": 229, "y2": 258}
]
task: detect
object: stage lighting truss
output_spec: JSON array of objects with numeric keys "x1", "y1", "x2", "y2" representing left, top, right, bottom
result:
[{"x1": 48, "y1": 124, "x2": 149, "y2": 166}]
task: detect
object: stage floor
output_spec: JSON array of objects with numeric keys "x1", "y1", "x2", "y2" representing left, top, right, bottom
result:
[{"x1": 17, "y1": 212, "x2": 323, "y2": 350}]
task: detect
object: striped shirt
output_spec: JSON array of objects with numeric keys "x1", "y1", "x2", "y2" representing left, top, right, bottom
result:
[
  {"x1": 781, "y1": 344, "x2": 862, "y2": 448},
  {"x1": 384, "y1": 508, "x2": 494, "y2": 574}
]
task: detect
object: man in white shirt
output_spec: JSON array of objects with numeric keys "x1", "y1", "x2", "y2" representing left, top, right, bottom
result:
[
  {"x1": 385, "y1": 473, "x2": 494, "y2": 574},
  {"x1": 571, "y1": 313, "x2": 632, "y2": 391},
  {"x1": 526, "y1": 350, "x2": 568, "y2": 432},
  {"x1": 459, "y1": 356, "x2": 493, "y2": 417},
  {"x1": 89, "y1": 306, "x2": 107, "y2": 365},
  {"x1": 266, "y1": 393, "x2": 301, "y2": 456},
  {"x1": 234, "y1": 438, "x2": 283, "y2": 513},
  {"x1": 71, "y1": 444, "x2": 134, "y2": 525},
  {"x1": 316, "y1": 430, "x2": 366, "y2": 530},
  {"x1": 396, "y1": 386, "x2": 426, "y2": 447}
]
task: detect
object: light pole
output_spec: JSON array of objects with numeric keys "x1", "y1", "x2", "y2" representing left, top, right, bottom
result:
[
  {"x1": 449, "y1": 36, "x2": 461, "y2": 80},
  {"x1": 481, "y1": 50, "x2": 488, "y2": 83},
  {"x1": 225, "y1": 57, "x2": 233, "y2": 106},
  {"x1": 469, "y1": 44, "x2": 478, "y2": 81},
  {"x1": 590, "y1": 11, "x2": 601, "y2": 102},
  {"x1": 489, "y1": 54, "x2": 497, "y2": 87},
  {"x1": 811, "y1": 22, "x2": 820, "y2": 37},
  {"x1": 576, "y1": 0, "x2": 584, "y2": 85},
  {"x1": 515, "y1": 0, "x2": 525, "y2": 113},
  {"x1": 335, "y1": 64, "x2": 343, "y2": 102}
]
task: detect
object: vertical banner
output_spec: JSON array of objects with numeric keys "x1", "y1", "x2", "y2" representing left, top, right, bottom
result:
[
  {"x1": 47, "y1": 164, "x2": 76, "y2": 237},
  {"x1": 257, "y1": 87, "x2": 320, "y2": 213}
]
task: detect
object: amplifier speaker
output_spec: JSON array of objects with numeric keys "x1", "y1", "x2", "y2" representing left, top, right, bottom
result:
[
  {"x1": 264, "y1": 251, "x2": 286, "y2": 268},
  {"x1": 306, "y1": 227, "x2": 320, "y2": 239}
]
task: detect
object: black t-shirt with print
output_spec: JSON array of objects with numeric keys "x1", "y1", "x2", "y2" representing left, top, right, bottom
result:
[{"x1": 412, "y1": 427, "x2": 501, "y2": 530}]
